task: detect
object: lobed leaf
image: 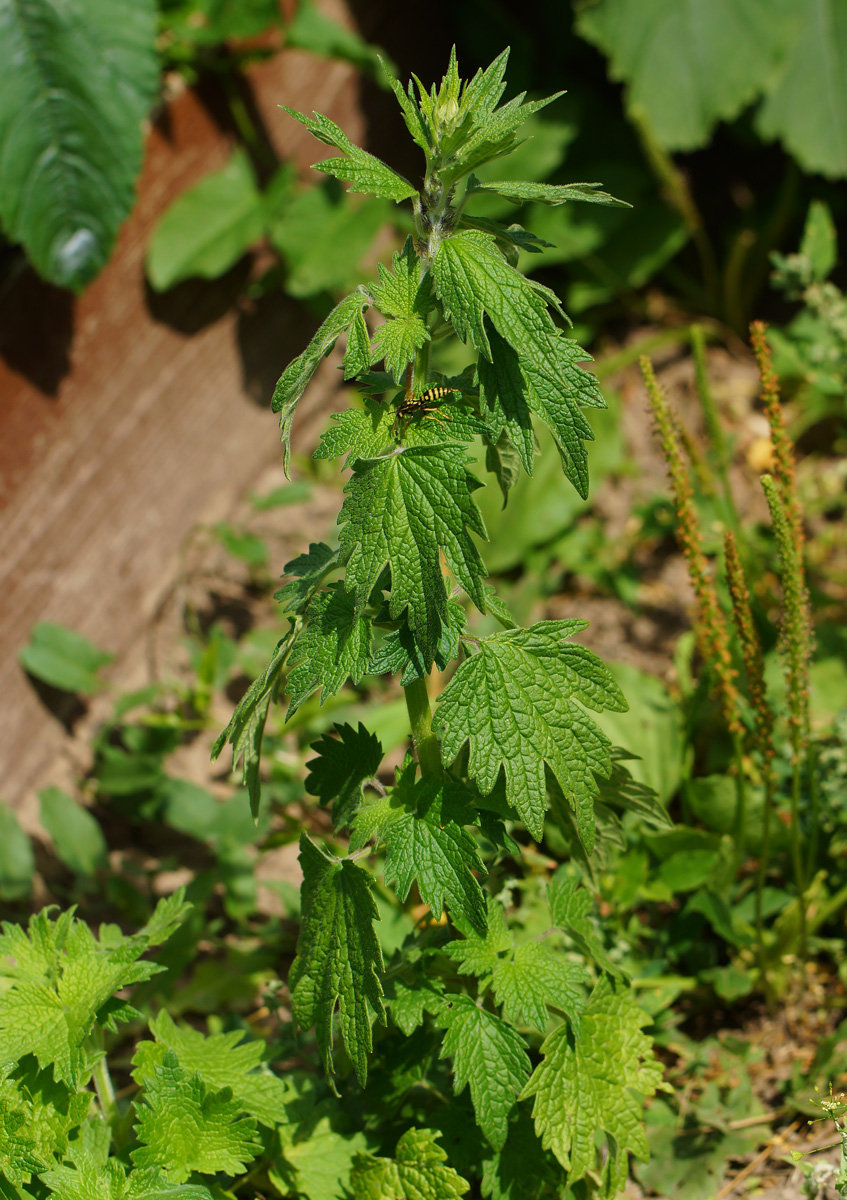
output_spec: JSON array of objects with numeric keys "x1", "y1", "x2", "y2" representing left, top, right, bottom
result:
[
  {"x1": 285, "y1": 584, "x2": 372, "y2": 716},
  {"x1": 305, "y1": 722, "x2": 384, "y2": 830},
  {"x1": 351, "y1": 1126, "x2": 469, "y2": 1200},
  {"x1": 289, "y1": 835, "x2": 385, "y2": 1086},
  {"x1": 432, "y1": 230, "x2": 603, "y2": 497},
  {"x1": 272, "y1": 289, "x2": 370, "y2": 476},
  {"x1": 282, "y1": 106, "x2": 418, "y2": 201},
  {"x1": 339, "y1": 445, "x2": 487, "y2": 667},
  {"x1": 274, "y1": 542, "x2": 341, "y2": 614},
  {"x1": 435, "y1": 995, "x2": 531, "y2": 1151},
  {"x1": 435, "y1": 620, "x2": 627, "y2": 842},
  {"x1": 132, "y1": 1052, "x2": 261, "y2": 1184},
  {"x1": 520, "y1": 977, "x2": 663, "y2": 1193}
]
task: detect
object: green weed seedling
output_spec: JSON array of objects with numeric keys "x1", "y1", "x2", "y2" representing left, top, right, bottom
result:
[{"x1": 211, "y1": 47, "x2": 672, "y2": 1198}]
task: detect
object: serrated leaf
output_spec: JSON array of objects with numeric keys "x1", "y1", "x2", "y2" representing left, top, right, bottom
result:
[
  {"x1": 755, "y1": 0, "x2": 847, "y2": 178},
  {"x1": 442, "y1": 896, "x2": 512, "y2": 979},
  {"x1": 305, "y1": 723, "x2": 383, "y2": 830},
  {"x1": 273, "y1": 1116, "x2": 369, "y2": 1200},
  {"x1": 272, "y1": 289, "x2": 369, "y2": 475},
  {"x1": 212, "y1": 630, "x2": 294, "y2": 820},
  {"x1": 368, "y1": 237, "x2": 435, "y2": 382},
  {"x1": 546, "y1": 870, "x2": 624, "y2": 980},
  {"x1": 379, "y1": 775, "x2": 487, "y2": 934},
  {"x1": 132, "y1": 1051, "x2": 261, "y2": 1183},
  {"x1": 520, "y1": 977, "x2": 662, "y2": 1192},
  {"x1": 0, "y1": 911, "x2": 169, "y2": 1088},
  {"x1": 484, "y1": 428, "x2": 523, "y2": 506},
  {"x1": 369, "y1": 598, "x2": 467, "y2": 686},
  {"x1": 442, "y1": 91, "x2": 564, "y2": 186},
  {"x1": 435, "y1": 620, "x2": 627, "y2": 843},
  {"x1": 576, "y1": 0, "x2": 791, "y2": 152},
  {"x1": 0, "y1": 1073, "x2": 45, "y2": 1185},
  {"x1": 385, "y1": 973, "x2": 445, "y2": 1036},
  {"x1": 596, "y1": 749, "x2": 671, "y2": 830},
  {"x1": 289, "y1": 835, "x2": 385, "y2": 1086},
  {"x1": 492, "y1": 942, "x2": 586, "y2": 1032},
  {"x1": 285, "y1": 585, "x2": 372, "y2": 716},
  {"x1": 343, "y1": 308, "x2": 372, "y2": 380},
  {"x1": 314, "y1": 399, "x2": 396, "y2": 467},
  {"x1": 435, "y1": 995, "x2": 531, "y2": 1151},
  {"x1": 146, "y1": 151, "x2": 265, "y2": 291},
  {"x1": 0, "y1": 0, "x2": 158, "y2": 290},
  {"x1": 339, "y1": 445, "x2": 487, "y2": 666},
  {"x1": 40, "y1": 1144, "x2": 212, "y2": 1200},
  {"x1": 468, "y1": 176, "x2": 629, "y2": 208},
  {"x1": 380, "y1": 57, "x2": 432, "y2": 156},
  {"x1": 132, "y1": 1012, "x2": 291, "y2": 1129},
  {"x1": 432, "y1": 231, "x2": 602, "y2": 497},
  {"x1": 459, "y1": 215, "x2": 554, "y2": 255},
  {"x1": 351, "y1": 1127, "x2": 469, "y2": 1200},
  {"x1": 282, "y1": 106, "x2": 417, "y2": 201},
  {"x1": 274, "y1": 543, "x2": 340, "y2": 614}
]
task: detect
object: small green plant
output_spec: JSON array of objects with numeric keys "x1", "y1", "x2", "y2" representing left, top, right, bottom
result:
[{"x1": 212, "y1": 47, "x2": 671, "y2": 1196}]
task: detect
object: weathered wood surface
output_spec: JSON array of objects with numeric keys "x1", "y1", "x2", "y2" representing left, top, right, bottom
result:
[{"x1": 0, "y1": 38, "x2": 365, "y2": 827}]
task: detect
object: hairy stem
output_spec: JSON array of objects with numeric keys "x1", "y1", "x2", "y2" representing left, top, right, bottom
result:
[{"x1": 404, "y1": 676, "x2": 442, "y2": 777}]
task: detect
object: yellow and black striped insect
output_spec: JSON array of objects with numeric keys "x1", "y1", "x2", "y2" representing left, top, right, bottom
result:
[{"x1": 394, "y1": 386, "x2": 454, "y2": 432}]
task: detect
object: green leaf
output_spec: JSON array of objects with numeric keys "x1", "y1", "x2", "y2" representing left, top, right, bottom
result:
[
  {"x1": 800, "y1": 199, "x2": 838, "y2": 280},
  {"x1": 270, "y1": 183, "x2": 389, "y2": 299},
  {"x1": 0, "y1": 900, "x2": 186, "y2": 1089},
  {"x1": 274, "y1": 1116, "x2": 369, "y2": 1200},
  {"x1": 289, "y1": 835, "x2": 385, "y2": 1086},
  {"x1": 146, "y1": 151, "x2": 265, "y2": 290},
  {"x1": 441, "y1": 83, "x2": 565, "y2": 186},
  {"x1": 0, "y1": 1073, "x2": 45, "y2": 1185},
  {"x1": 19, "y1": 623, "x2": 113, "y2": 694},
  {"x1": 380, "y1": 57, "x2": 432, "y2": 157},
  {"x1": 369, "y1": 598, "x2": 467, "y2": 687},
  {"x1": 132, "y1": 1051, "x2": 261, "y2": 1184},
  {"x1": 212, "y1": 630, "x2": 293, "y2": 820},
  {"x1": 343, "y1": 308, "x2": 372, "y2": 380},
  {"x1": 339, "y1": 445, "x2": 487, "y2": 666},
  {"x1": 468, "y1": 176, "x2": 629, "y2": 208},
  {"x1": 274, "y1": 542, "x2": 340, "y2": 614},
  {"x1": 305, "y1": 722, "x2": 384, "y2": 830},
  {"x1": 576, "y1": 0, "x2": 791, "y2": 152},
  {"x1": 755, "y1": 0, "x2": 847, "y2": 178},
  {"x1": 285, "y1": 584, "x2": 372, "y2": 716},
  {"x1": 0, "y1": 806, "x2": 34, "y2": 902},
  {"x1": 369, "y1": 237, "x2": 434, "y2": 382},
  {"x1": 314, "y1": 398, "x2": 395, "y2": 467},
  {"x1": 282, "y1": 106, "x2": 417, "y2": 201},
  {"x1": 435, "y1": 620, "x2": 627, "y2": 843},
  {"x1": 0, "y1": 0, "x2": 158, "y2": 290},
  {"x1": 435, "y1": 995, "x2": 531, "y2": 1151},
  {"x1": 132, "y1": 1012, "x2": 290, "y2": 1129},
  {"x1": 520, "y1": 977, "x2": 662, "y2": 1192},
  {"x1": 432, "y1": 231, "x2": 603, "y2": 497},
  {"x1": 285, "y1": 0, "x2": 388, "y2": 81},
  {"x1": 547, "y1": 870, "x2": 623, "y2": 979},
  {"x1": 42, "y1": 1149, "x2": 213, "y2": 1200},
  {"x1": 442, "y1": 897, "x2": 513, "y2": 980},
  {"x1": 351, "y1": 1127, "x2": 469, "y2": 1200},
  {"x1": 384, "y1": 972, "x2": 445, "y2": 1036},
  {"x1": 480, "y1": 1108, "x2": 559, "y2": 1200},
  {"x1": 492, "y1": 942, "x2": 587, "y2": 1033},
  {"x1": 379, "y1": 775, "x2": 487, "y2": 934},
  {"x1": 38, "y1": 789, "x2": 107, "y2": 878},
  {"x1": 272, "y1": 289, "x2": 369, "y2": 475}
]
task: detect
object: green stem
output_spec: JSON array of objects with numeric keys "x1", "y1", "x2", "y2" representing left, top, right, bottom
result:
[
  {"x1": 404, "y1": 676, "x2": 442, "y2": 777},
  {"x1": 807, "y1": 742, "x2": 820, "y2": 879},
  {"x1": 90, "y1": 1029, "x2": 118, "y2": 1129},
  {"x1": 731, "y1": 729, "x2": 747, "y2": 868},
  {"x1": 754, "y1": 772, "x2": 775, "y2": 1000},
  {"x1": 789, "y1": 756, "x2": 808, "y2": 958}
]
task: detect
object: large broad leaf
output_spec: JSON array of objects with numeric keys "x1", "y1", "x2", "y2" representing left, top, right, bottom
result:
[
  {"x1": 435, "y1": 620, "x2": 627, "y2": 843},
  {"x1": 339, "y1": 445, "x2": 487, "y2": 666},
  {"x1": 0, "y1": 0, "x2": 158, "y2": 290},
  {"x1": 520, "y1": 977, "x2": 663, "y2": 1195},
  {"x1": 289, "y1": 835, "x2": 385, "y2": 1087},
  {"x1": 755, "y1": 0, "x2": 847, "y2": 178},
  {"x1": 146, "y1": 151, "x2": 265, "y2": 290},
  {"x1": 575, "y1": 0, "x2": 791, "y2": 152}
]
